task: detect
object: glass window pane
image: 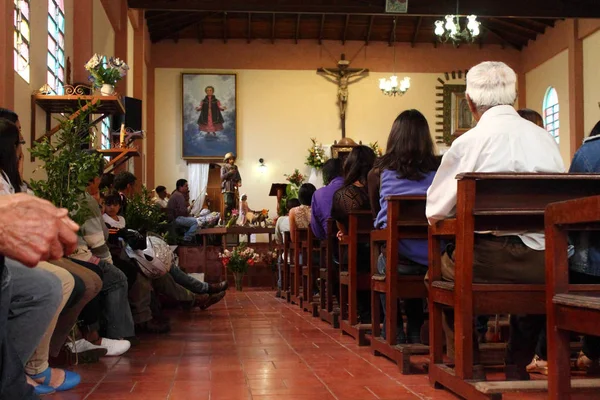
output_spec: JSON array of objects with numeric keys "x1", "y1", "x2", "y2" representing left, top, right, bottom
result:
[
  {"x1": 21, "y1": 20, "x2": 29, "y2": 41},
  {"x1": 20, "y1": 42, "x2": 28, "y2": 60},
  {"x1": 48, "y1": 16, "x2": 57, "y2": 38},
  {"x1": 47, "y1": 52, "x2": 56, "y2": 71},
  {"x1": 48, "y1": 35, "x2": 56, "y2": 52},
  {"x1": 58, "y1": 13, "x2": 65, "y2": 31},
  {"x1": 20, "y1": 0, "x2": 29, "y2": 21},
  {"x1": 48, "y1": 0, "x2": 56, "y2": 16},
  {"x1": 47, "y1": 71, "x2": 56, "y2": 90},
  {"x1": 58, "y1": 32, "x2": 64, "y2": 48},
  {"x1": 58, "y1": 49, "x2": 64, "y2": 65},
  {"x1": 58, "y1": 67, "x2": 64, "y2": 81},
  {"x1": 56, "y1": 0, "x2": 64, "y2": 11}
]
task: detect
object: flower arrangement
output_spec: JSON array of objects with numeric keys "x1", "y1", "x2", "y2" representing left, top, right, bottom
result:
[
  {"x1": 219, "y1": 244, "x2": 260, "y2": 290},
  {"x1": 369, "y1": 141, "x2": 384, "y2": 157},
  {"x1": 85, "y1": 54, "x2": 129, "y2": 87},
  {"x1": 306, "y1": 138, "x2": 328, "y2": 169},
  {"x1": 261, "y1": 249, "x2": 279, "y2": 272},
  {"x1": 284, "y1": 169, "x2": 305, "y2": 187},
  {"x1": 226, "y1": 209, "x2": 239, "y2": 228}
]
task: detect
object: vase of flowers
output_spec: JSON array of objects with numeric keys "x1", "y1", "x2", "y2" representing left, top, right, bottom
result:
[
  {"x1": 284, "y1": 169, "x2": 305, "y2": 187},
  {"x1": 306, "y1": 138, "x2": 327, "y2": 170},
  {"x1": 85, "y1": 53, "x2": 129, "y2": 95},
  {"x1": 369, "y1": 141, "x2": 384, "y2": 157},
  {"x1": 261, "y1": 249, "x2": 279, "y2": 289},
  {"x1": 219, "y1": 244, "x2": 260, "y2": 291}
]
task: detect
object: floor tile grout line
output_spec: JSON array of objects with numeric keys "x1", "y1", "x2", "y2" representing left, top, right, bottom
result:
[
  {"x1": 245, "y1": 292, "x2": 341, "y2": 400},
  {"x1": 276, "y1": 293, "x2": 428, "y2": 400}
]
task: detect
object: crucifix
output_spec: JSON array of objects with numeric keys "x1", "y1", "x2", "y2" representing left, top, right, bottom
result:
[{"x1": 317, "y1": 53, "x2": 369, "y2": 138}]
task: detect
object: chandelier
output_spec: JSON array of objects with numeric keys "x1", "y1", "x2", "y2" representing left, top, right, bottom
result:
[
  {"x1": 434, "y1": 15, "x2": 481, "y2": 45},
  {"x1": 379, "y1": 18, "x2": 411, "y2": 97}
]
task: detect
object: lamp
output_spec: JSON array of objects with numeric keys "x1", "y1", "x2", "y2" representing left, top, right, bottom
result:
[
  {"x1": 379, "y1": 18, "x2": 411, "y2": 97},
  {"x1": 434, "y1": 1, "x2": 480, "y2": 46},
  {"x1": 258, "y1": 158, "x2": 266, "y2": 172}
]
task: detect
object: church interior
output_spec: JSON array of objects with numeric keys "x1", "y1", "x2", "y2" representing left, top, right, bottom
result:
[{"x1": 2, "y1": 0, "x2": 600, "y2": 399}]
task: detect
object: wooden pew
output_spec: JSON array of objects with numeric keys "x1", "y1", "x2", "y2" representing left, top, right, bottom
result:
[
  {"x1": 302, "y1": 227, "x2": 321, "y2": 316},
  {"x1": 283, "y1": 231, "x2": 293, "y2": 302},
  {"x1": 339, "y1": 210, "x2": 374, "y2": 345},
  {"x1": 370, "y1": 196, "x2": 429, "y2": 373},
  {"x1": 546, "y1": 195, "x2": 600, "y2": 400},
  {"x1": 319, "y1": 219, "x2": 340, "y2": 328},
  {"x1": 291, "y1": 228, "x2": 307, "y2": 307},
  {"x1": 428, "y1": 173, "x2": 600, "y2": 400}
]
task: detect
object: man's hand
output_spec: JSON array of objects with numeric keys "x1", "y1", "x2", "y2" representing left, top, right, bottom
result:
[{"x1": 0, "y1": 194, "x2": 79, "y2": 267}]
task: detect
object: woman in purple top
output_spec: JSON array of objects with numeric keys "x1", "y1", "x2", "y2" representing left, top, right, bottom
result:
[{"x1": 367, "y1": 109, "x2": 440, "y2": 343}]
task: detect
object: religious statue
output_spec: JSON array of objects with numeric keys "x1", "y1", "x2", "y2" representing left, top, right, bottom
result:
[{"x1": 317, "y1": 54, "x2": 369, "y2": 137}]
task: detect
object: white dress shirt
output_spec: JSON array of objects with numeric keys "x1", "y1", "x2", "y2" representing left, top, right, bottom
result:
[{"x1": 426, "y1": 105, "x2": 565, "y2": 250}]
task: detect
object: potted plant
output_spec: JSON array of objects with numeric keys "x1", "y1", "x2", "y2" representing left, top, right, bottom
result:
[
  {"x1": 219, "y1": 244, "x2": 260, "y2": 291},
  {"x1": 29, "y1": 103, "x2": 104, "y2": 226},
  {"x1": 124, "y1": 186, "x2": 168, "y2": 236},
  {"x1": 85, "y1": 54, "x2": 129, "y2": 95}
]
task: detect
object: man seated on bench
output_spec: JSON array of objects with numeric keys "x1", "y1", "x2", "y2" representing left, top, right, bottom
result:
[
  {"x1": 425, "y1": 61, "x2": 565, "y2": 380},
  {"x1": 167, "y1": 179, "x2": 198, "y2": 244}
]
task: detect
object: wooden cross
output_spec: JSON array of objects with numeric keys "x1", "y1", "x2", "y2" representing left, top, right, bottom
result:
[{"x1": 317, "y1": 53, "x2": 369, "y2": 138}]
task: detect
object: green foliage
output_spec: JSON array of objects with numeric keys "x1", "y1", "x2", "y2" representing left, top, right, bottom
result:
[
  {"x1": 29, "y1": 103, "x2": 104, "y2": 226},
  {"x1": 278, "y1": 183, "x2": 300, "y2": 217},
  {"x1": 124, "y1": 186, "x2": 168, "y2": 235}
]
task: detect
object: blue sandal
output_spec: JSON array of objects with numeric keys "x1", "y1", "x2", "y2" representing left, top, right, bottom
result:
[{"x1": 29, "y1": 367, "x2": 81, "y2": 392}]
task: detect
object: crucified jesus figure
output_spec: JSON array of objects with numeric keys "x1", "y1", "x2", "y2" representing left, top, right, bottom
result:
[{"x1": 317, "y1": 54, "x2": 369, "y2": 137}]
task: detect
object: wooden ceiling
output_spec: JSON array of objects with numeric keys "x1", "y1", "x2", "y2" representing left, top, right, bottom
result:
[{"x1": 128, "y1": 0, "x2": 600, "y2": 50}]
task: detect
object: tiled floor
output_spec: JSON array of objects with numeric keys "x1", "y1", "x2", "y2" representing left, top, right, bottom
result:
[{"x1": 47, "y1": 290, "x2": 552, "y2": 400}]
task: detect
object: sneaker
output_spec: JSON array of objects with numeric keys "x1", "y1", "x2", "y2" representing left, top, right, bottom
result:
[
  {"x1": 65, "y1": 339, "x2": 108, "y2": 363},
  {"x1": 207, "y1": 280, "x2": 228, "y2": 294},
  {"x1": 99, "y1": 338, "x2": 131, "y2": 356},
  {"x1": 525, "y1": 355, "x2": 548, "y2": 375}
]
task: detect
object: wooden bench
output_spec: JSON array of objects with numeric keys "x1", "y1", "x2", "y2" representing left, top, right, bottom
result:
[
  {"x1": 428, "y1": 173, "x2": 600, "y2": 400},
  {"x1": 369, "y1": 196, "x2": 429, "y2": 373},
  {"x1": 319, "y1": 219, "x2": 340, "y2": 328},
  {"x1": 302, "y1": 227, "x2": 322, "y2": 316},
  {"x1": 283, "y1": 231, "x2": 293, "y2": 302},
  {"x1": 291, "y1": 228, "x2": 307, "y2": 307},
  {"x1": 546, "y1": 195, "x2": 600, "y2": 400},
  {"x1": 339, "y1": 210, "x2": 374, "y2": 345}
]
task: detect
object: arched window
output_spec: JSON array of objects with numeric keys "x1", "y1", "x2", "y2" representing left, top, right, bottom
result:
[
  {"x1": 543, "y1": 87, "x2": 560, "y2": 144},
  {"x1": 14, "y1": 0, "x2": 31, "y2": 83}
]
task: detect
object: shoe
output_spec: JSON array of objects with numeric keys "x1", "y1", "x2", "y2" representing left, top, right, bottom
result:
[
  {"x1": 576, "y1": 351, "x2": 599, "y2": 372},
  {"x1": 99, "y1": 338, "x2": 131, "y2": 356},
  {"x1": 505, "y1": 364, "x2": 531, "y2": 381},
  {"x1": 197, "y1": 291, "x2": 226, "y2": 310},
  {"x1": 135, "y1": 318, "x2": 171, "y2": 334},
  {"x1": 26, "y1": 376, "x2": 55, "y2": 396},
  {"x1": 207, "y1": 280, "x2": 228, "y2": 294},
  {"x1": 29, "y1": 367, "x2": 81, "y2": 392},
  {"x1": 65, "y1": 339, "x2": 108, "y2": 363},
  {"x1": 525, "y1": 355, "x2": 548, "y2": 375}
]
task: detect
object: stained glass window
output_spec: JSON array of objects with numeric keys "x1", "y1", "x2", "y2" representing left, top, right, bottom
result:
[
  {"x1": 543, "y1": 87, "x2": 560, "y2": 144},
  {"x1": 14, "y1": 0, "x2": 31, "y2": 82},
  {"x1": 47, "y1": 0, "x2": 65, "y2": 94}
]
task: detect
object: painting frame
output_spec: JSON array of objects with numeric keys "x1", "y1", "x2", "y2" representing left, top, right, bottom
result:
[
  {"x1": 181, "y1": 72, "x2": 238, "y2": 162},
  {"x1": 385, "y1": 0, "x2": 408, "y2": 13},
  {"x1": 442, "y1": 83, "x2": 475, "y2": 141}
]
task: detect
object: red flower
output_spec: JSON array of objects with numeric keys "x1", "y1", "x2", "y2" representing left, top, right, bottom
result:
[{"x1": 247, "y1": 259, "x2": 254, "y2": 266}]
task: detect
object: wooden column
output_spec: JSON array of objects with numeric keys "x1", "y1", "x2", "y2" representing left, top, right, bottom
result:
[
  {"x1": 517, "y1": 72, "x2": 527, "y2": 110},
  {"x1": 72, "y1": 0, "x2": 93, "y2": 83},
  {"x1": 146, "y1": 64, "x2": 155, "y2": 189},
  {"x1": 0, "y1": 0, "x2": 15, "y2": 108},
  {"x1": 567, "y1": 19, "x2": 584, "y2": 158},
  {"x1": 132, "y1": 9, "x2": 145, "y2": 185},
  {"x1": 113, "y1": 0, "x2": 128, "y2": 95}
]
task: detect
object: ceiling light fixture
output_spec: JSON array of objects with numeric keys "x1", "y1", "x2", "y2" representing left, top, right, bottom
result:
[
  {"x1": 379, "y1": 18, "x2": 411, "y2": 97},
  {"x1": 434, "y1": 1, "x2": 480, "y2": 46}
]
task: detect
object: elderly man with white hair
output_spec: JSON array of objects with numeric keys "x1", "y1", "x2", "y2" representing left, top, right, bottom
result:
[{"x1": 426, "y1": 61, "x2": 565, "y2": 380}]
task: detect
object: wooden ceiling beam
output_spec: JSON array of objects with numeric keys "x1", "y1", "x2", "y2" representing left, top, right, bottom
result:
[
  {"x1": 481, "y1": 24, "x2": 522, "y2": 50},
  {"x1": 146, "y1": 12, "x2": 202, "y2": 30},
  {"x1": 247, "y1": 13, "x2": 252, "y2": 43},
  {"x1": 365, "y1": 15, "x2": 374, "y2": 45},
  {"x1": 223, "y1": 12, "x2": 228, "y2": 43},
  {"x1": 295, "y1": 14, "x2": 301, "y2": 44},
  {"x1": 342, "y1": 14, "x2": 350, "y2": 45},
  {"x1": 411, "y1": 16, "x2": 422, "y2": 48},
  {"x1": 319, "y1": 14, "x2": 325, "y2": 44},
  {"x1": 150, "y1": 15, "x2": 200, "y2": 42},
  {"x1": 128, "y1": 0, "x2": 600, "y2": 18},
  {"x1": 486, "y1": 17, "x2": 539, "y2": 39},
  {"x1": 501, "y1": 18, "x2": 546, "y2": 34},
  {"x1": 271, "y1": 13, "x2": 276, "y2": 44}
]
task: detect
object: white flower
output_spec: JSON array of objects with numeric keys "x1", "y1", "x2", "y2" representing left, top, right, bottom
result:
[{"x1": 85, "y1": 53, "x2": 101, "y2": 70}]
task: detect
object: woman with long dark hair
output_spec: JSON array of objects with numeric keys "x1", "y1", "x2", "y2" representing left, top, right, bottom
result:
[
  {"x1": 0, "y1": 119, "x2": 24, "y2": 194},
  {"x1": 367, "y1": 109, "x2": 440, "y2": 344},
  {"x1": 331, "y1": 145, "x2": 377, "y2": 323}
]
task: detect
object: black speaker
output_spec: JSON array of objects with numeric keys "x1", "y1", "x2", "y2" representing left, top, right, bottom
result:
[{"x1": 112, "y1": 97, "x2": 142, "y2": 132}]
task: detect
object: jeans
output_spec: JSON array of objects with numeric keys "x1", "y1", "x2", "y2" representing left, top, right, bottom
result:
[
  {"x1": 6, "y1": 259, "x2": 62, "y2": 367},
  {"x1": 97, "y1": 260, "x2": 135, "y2": 339},
  {"x1": 0, "y1": 259, "x2": 39, "y2": 400},
  {"x1": 377, "y1": 254, "x2": 428, "y2": 341},
  {"x1": 169, "y1": 265, "x2": 209, "y2": 294},
  {"x1": 175, "y1": 216, "x2": 199, "y2": 241}
]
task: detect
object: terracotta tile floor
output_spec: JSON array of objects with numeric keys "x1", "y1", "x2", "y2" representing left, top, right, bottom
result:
[{"x1": 46, "y1": 290, "x2": 554, "y2": 400}]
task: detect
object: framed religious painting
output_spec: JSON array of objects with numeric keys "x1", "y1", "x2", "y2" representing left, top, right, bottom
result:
[
  {"x1": 181, "y1": 73, "x2": 237, "y2": 161},
  {"x1": 385, "y1": 0, "x2": 408, "y2": 13}
]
